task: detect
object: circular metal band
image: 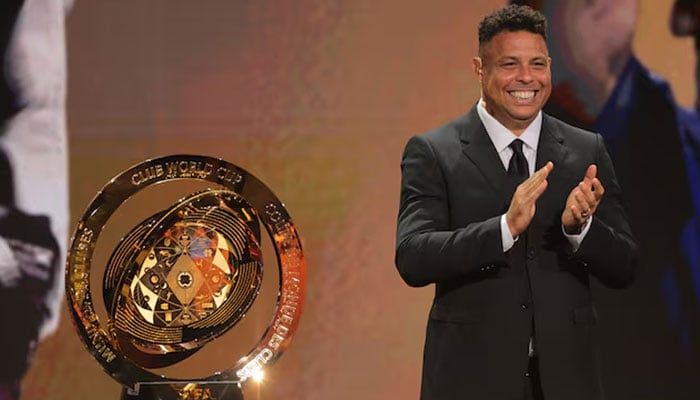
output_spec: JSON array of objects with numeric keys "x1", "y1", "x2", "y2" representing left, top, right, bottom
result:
[{"x1": 66, "y1": 155, "x2": 306, "y2": 389}]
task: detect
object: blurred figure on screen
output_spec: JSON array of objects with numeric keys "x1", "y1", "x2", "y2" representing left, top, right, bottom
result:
[
  {"x1": 0, "y1": 0, "x2": 71, "y2": 399},
  {"x1": 515, "y1": 0, "x2": 700, "y2": 398}
]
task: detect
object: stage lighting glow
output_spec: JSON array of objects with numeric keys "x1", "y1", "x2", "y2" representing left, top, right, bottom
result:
[{"x1": 252, "y1": 370, "x2": 265, "y2": 383}]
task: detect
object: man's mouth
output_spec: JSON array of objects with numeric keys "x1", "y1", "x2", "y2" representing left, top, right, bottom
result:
[{"x1": 508, "y1": 90, "x2": 536, "y2": 99}]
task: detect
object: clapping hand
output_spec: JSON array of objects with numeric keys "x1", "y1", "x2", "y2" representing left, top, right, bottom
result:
[
  {"x1": 562, "y1": 164, "x2": 604, "y2": 233},
  {"x1": 506, "y1": 161, "x2": 554, "y2": 237}
]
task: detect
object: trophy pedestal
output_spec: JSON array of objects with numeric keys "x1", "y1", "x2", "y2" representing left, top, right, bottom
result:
[{"x1": 121, "y1": 382, "x2": 244, "y2": 400}]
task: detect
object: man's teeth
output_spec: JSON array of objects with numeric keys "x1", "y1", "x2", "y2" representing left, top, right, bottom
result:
[{"x1": 510, "y1": 91, "x2": 534, "y2": 99}]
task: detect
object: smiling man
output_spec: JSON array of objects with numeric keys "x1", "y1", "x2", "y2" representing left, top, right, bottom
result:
[{"x1": 395, "y1": 5, "x2": 638, "y2": 400}]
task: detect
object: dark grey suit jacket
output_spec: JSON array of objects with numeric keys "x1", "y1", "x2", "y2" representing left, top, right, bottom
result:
[{"x1": 395, "y1": 105, "x2": 638, "y2": 400}]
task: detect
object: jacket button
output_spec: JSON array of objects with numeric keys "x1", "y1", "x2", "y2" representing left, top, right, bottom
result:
[
  {"x1": 520, "y1": 303, "x2": 529, "y2": 310},
  {"x1": 527, "y1": 250, "x2": 536, "y2": 260}
]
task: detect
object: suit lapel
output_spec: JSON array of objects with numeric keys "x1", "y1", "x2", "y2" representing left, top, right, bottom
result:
[
  {"x1": 536, "y1": 114, "x2": 567, "y2": 170},
  {"x1": 459, "y1": 106, "x2": 510, "y2": 202},
  {"x1": 535, "y1": 114, "x2": 572, "y2": 226}
]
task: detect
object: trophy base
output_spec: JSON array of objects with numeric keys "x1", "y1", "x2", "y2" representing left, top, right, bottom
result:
[{"x1": 121, "y1": 381, "x2": 244, "y2": 400}]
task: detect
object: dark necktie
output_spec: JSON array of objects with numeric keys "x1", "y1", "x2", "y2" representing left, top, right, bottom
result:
[
  {"x1": 507, "y1": 139, "x2": 537, "y2": 361},
  {"x1": 507, "y1": 139, "x2": 528, "y2": 195}
]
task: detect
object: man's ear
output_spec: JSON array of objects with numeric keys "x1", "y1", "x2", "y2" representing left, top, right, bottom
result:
[{"x1": 472, "y1": 57, "x2": 483, "y2": 82}]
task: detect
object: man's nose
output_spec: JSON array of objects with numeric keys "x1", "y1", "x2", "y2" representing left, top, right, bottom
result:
[{"x1": 516, "y1": 65, "x2": 534, "y2": 82}]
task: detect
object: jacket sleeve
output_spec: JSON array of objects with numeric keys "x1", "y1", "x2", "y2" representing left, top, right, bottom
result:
[
  {"x1": 395, "y1": 135, "x2": 507, "y2": 287},
  {"x1": 574, "y1": 134, "x2": 638, "y2": 288}
]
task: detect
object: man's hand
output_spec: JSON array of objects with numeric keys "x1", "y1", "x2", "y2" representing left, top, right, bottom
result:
[
  {"x1": 506, "y1": 162, "x2": 554, "y2": 237},
  {"x1": 561, "y1": 164, "x2": 605, "y2": 233}
]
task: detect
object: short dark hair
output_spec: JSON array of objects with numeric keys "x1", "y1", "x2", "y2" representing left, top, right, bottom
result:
[{"x1": 478, "y1": 5, "x2": 547, "y2": 49}]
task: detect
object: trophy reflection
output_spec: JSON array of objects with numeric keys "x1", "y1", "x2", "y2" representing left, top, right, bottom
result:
[{"x1": 66, "y1": 156, "x2": 306, "y2": 400}]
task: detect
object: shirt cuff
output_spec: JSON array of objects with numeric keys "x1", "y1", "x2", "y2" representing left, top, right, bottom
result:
[
  {"x1": 501, "y1": 214, "x2": 518, "y2": 252},
  {"x1": 562, "y1": 216, "x2": 593, "y2": 252}
]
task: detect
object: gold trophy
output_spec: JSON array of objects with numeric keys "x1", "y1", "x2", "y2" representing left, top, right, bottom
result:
[{"x1": 66, "y1": 155, "x2": 306, "y2": 399}]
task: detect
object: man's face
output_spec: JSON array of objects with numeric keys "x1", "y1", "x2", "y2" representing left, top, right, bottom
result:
[{"x1": 474, "y1": 30, "x2": 551, "y2": 134}]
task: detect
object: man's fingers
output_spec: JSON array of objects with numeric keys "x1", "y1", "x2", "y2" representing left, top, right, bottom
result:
[
  {"x1": 573, "y1": 189, "x2": 591, "y2": 216},
  {"x1": 541, "y1": 161, "x2": 554, "y2": 176},
  {"x1": 569, "y1": 204, "x2": 587, "y2": 225},
  {"x1": 562, "y1": 166, "x2": 598, "y2": 229},
  {"x1": 591, "y1": 178, "x2": 604, "y2": 200},
  {"x1": 580, "y1": 164, "x2": 597, "y2": 190},
  {"x1": 578, "y1": 177, "x2": 604, "y2": 213},
  {"x1": 516, "y1": 163, "x2": 552, "y2": 203},
  {"x1": 578, "y1": 164, "x2": 605, "y2": 208},
  {"x1": 519, "y1": 161, "x2": 553, "y2": 193},
  {"x1": 585, "y1": 164, "x2": 597, "y2": 181},
  {"x1": 533, "y1": 177, "x2": 549, "y2": 199},
  {"x1": 507, "y1": 163, "x2": 552, "y2": 237},
  {"x1": 578, "y1": 181, "x2": 596, "y2": 204},
  {"x1": 530, "y1": 161, "x2": 553, "y2": 181}
]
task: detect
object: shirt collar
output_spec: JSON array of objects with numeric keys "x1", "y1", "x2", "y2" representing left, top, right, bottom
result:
[{"x1": 476, "y1": 99, "x2": 542, "y2": 153}]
